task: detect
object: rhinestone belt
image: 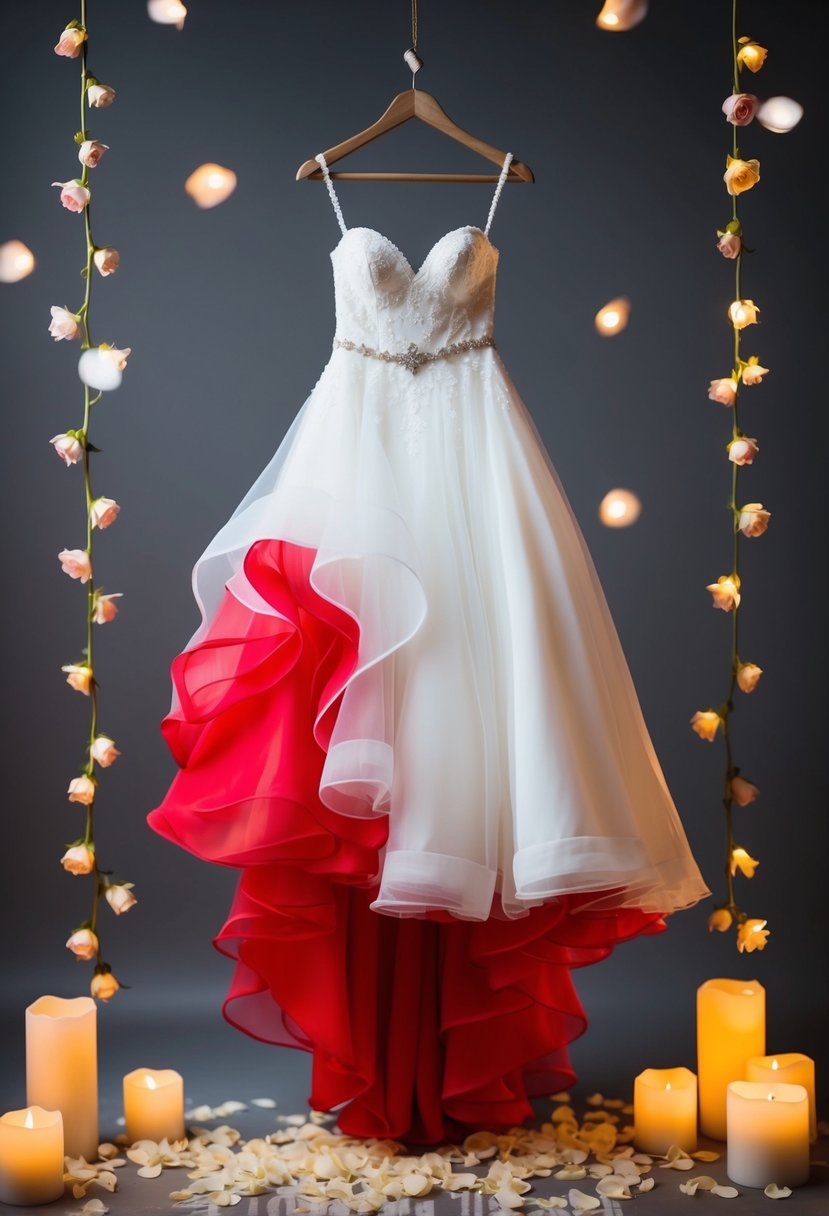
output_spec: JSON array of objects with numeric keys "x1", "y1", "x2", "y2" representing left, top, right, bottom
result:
[{"x1": 333, "y1": 334, "x2": 495, "y2": 375}]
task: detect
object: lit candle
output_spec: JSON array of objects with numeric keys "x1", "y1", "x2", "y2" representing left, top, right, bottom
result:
[
  {"x1": 123, "y1": 1069, "x2": 185, "y2": 1144},
  {"x1": 747, "y1": 1054, "x2": 816, "y2": 1141},
  {"x1": 594, "y1": 296, "x2": 631, "y2": 336},
  {"x1": 634, "y1": 1066, "x2": 697, "y2": 1155},
  {"x1": 727, "y1": 1082, "x2": 810, "y2": 1188},
  {"x1": 25, "y1": 996, "x2": 98, "y2": 1161},
  {"x1": 0, "y1": 1106, "x2": 64, "y2": 1206},
  {"x1": 599, "y1": 488, "x2": 642, "y2": 528},
  {"x1": 184, "y1": 163, "x2": 237, "y2": 208},
  {"x1": 697, "y1": 978, "x2": 765, "y2": 1140}
]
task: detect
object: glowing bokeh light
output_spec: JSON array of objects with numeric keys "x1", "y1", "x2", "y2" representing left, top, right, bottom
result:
[
  {"x1": 599, "y1": 488, "x2": 642, "y2": 528},
  {"x1": 596, "y1": 0, "x2": 648, "y2": 31},
  {"x1": 185, "y1": 164, "x2": 237, "y2": 208},
  {"x1": 0, "y1": 240, "x2": 35, "y2": 283},
  {"x1": 147, "y1": 0, "x2": 187, "y2": 28},
  {"x1": 757, "y1": 96, "x2": 803, "y2": 134},
  {"x1": 595, "y1": 296, "x2": 631, "y2": 336}
]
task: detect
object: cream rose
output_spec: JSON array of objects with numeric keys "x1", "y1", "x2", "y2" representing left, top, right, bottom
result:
[
  {"x1": 721, "y1": 93, "x2": 760, "y2": 125},
  {"x1": 59, "y1": 548, "x2": 91, "y2": 582},
  {"x1": 707, "y1": 574, "x2": 741, "y2": 612},
  {"x1": 78, "y1": 140, "x2": 109, "y2": 168},
  {"x1": 741, "y1": 357, "x2": 769, "y2": 385},
  {"x1": 61, "y1": 663, "x2": 93, "y2": 694},
  {"x1": 68, "y1": 775, "x2": 96, "y2": 805},
  {"x1": 87, "y1": 82, "x2": 116, "y2": 108},
  {"x1": 92, "y1": 592, "x2": 123, "y2": 624},
  {"x1": 49, "y1": 306, "x2": 81, "y2": 341},
  {"x1": 90, "y1": 971, "x2": 120, "y2": 1001},
  {"x1": 105, "y1": 883, "x2": 137, "y2": 915},
  {"x1": 91, "y1": 735, "x2": 120, "y2": 767},
  {"x1": 50, "y1": 433, "x2": 84, "y2": 465},
  {"x1": 717, "y1": 232, "x2": 742, "y2": 259},
  {"x1": 731, "y1": 776, "x2": 759, "y2": 807},
  {"x1": 691, "y1": 710, "x2": 722, "y2": 742},
  {"x1": 61, "y1": 844, "x2": 95, "y2": 875},
  {"x1": 728, "y1": 436, "x2": 759, "y2": 466},
  {"x1": 93, "y1": 247, "x2": 120, "y2": 276},
  {"x1": 729, "y1": 299, "x2": 760, "y2": 329},
  {"x1": 708, "y1": 377, "x2": 737, "y2": 406},
  {"x1": 707, "y1": 907, "x2": 733, "y2": 933},
  {"x1": 737, "y1": 662, "x2": 763, "y2": 693},
  {"x1": 51, "y1": 179, "x2": 90, "y2": 213},
  {"x1": 738, "y1": 503, "x2": 770, "y2": 537},
  {"x1": 66, "y1": 928, "x2": 98, "y2": 960},
  {"x1": 54, "y1": 27, "x2": 86, "y2": 57},
  {"x1": 90, "y1": 497, "x2": 120, "y2": 529}
]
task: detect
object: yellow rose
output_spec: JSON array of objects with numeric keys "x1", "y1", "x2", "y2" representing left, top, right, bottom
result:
[
  {"x1": 729, "y1": 299, "x2": 760, "y2": 329},
  {"x1": 91, "y1": 970, "x2": 120, "y2": 1001},
  {"x1": 691, "y1": 710, "x2": 722, "y2": 742},
  {"x1": 737, "y1": 38, "x2": 768, "y2": 73},
  {"x1": 707, "y1": 574, "x2": 741, "y2": 612},
  {"x1": 737, "y1": 918, "x2": 770, "y2": 953},
  {"x1": 730, "y1": 847, "x2": 760, "y2": 879},
  {"x1": 724, "y1": 155, "x2": 760, "y2": 196},
  {"x1": 708, "y1": 907, "x2": 733, "y2": 933}
]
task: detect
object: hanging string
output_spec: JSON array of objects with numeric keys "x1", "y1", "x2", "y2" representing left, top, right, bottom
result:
[{"x1": 403, "y1": 0, "x2": 423, "y2": 82}]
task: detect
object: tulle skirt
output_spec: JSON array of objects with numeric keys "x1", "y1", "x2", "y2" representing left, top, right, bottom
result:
[{"x1": 149, "y1": 345, "x2": 709, "y2": 1139}]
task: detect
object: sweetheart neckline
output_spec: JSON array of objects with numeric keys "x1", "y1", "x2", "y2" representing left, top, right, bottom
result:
[{"x1": 330, "y1": 225, "x2": 499, "y2": 279}]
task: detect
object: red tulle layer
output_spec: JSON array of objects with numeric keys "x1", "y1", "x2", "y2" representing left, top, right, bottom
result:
[{"x1": 149, "y1": 539, "x2": 665, "y2": 1142}]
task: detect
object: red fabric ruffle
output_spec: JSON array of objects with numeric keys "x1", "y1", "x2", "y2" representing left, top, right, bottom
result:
[{"x1": 149, "y1": 538, "x2": 665, "y2": 1142}]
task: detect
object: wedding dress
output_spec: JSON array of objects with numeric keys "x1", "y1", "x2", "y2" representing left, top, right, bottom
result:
[{"x1": 149, "y1": 151, "x2": 709, "y2": 1141}]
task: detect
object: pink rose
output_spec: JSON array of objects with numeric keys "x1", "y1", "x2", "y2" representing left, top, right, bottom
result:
[
  {"x1": 49, "y1": 306, "x2": 81, "y2": 341},
  {"x1": 87, "y1": 83, "x2": 116, "y2": 108},
  {"x1": 58, "y1": 548, "x2": 91, "y2": 582},
  {"x1": 103, "y1": 344, "x2": 131, "y2": 371},
  {"x1": 51, "y1": 433, "x2": 84, "y2": 465},
  {"x1": 61, "y1": 844, "x2": 95, "y2": 875},
  {"x1": 731, "y1": 775, "x2": 759, "y2": 807},
  {"x1": 78, "y1": 140, "x2": 109, "y2": 168},
  {"x1": 91, "y1": 735, "x2": 120, "y2": 767},
  {"x1": 61, "y1": 663, "x2": 93, "y2": 694},
  {"x1": 92, "y1": 592, "x2": 123, "y2": 624},
  {"x1": 51, "y1": 180, "x2": 90, "y2": 213},
  {"x1": 709, "y1": 377, "x2": 738, "y2": 406},
  {"x1": 707, "y1": 574, "x2": 741, "y2": 612},
  {"x1": 728, "y1": 436, "x2": 759, "y2": 466},
  {"x1": 717, "y1": 232, "x2": 742, "y2": 259},
  {"x1": 738, "y1": 503, "x2": 770, "y2": 537},
  {"x1": 722, "y1": 93, "x2": 760, "y2": 125},
  {"x1": 93, "y1": 247, "x2": 120, "y2": 276},
  {"x1": 737, "y1": 662, "x2": 763, "y2": 693},
  {"x1": 54, "y1": 27, "x2": 86, "y2": 57},
  {"x1": 742, "y1": 357, "x2": 769, "y2": 385},
  {"x1": 90, "y1": 497, "x2": 120, "y2": 529},
  {"x1": 691, "y1": 710, "x2": 722, "y2": 742},
  {"x1": 66, "y1": 928, "x2": 99, "y2": 960},
  {"x1": 68, "y1": 775, "x2": 96, "y2": 805},
  {"x1": 105, "y1": 883, "x2": 137, "y2": 915}
]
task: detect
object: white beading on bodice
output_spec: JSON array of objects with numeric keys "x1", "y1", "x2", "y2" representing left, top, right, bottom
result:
[{"x1": 331, "y1": 225, "x2": 499, "y2": 350}]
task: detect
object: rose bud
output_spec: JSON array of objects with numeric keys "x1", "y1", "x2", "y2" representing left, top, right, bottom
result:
[
  {"x1": 736, "y1": 38, "x2": 768, "y2": 73},
  {"x1": 729, "y1": 299, "x2": 760, "y2": 329},
  {"x1": 724, "y1": 155, "x2": 761, "y2": 196},
  {"x1": 737, "y1": 661, "x2": 763, "y2": 693},
  {"x1": 87, "y1": 82, "x2": 116, "y2": 108},
  {"x1": 741, "y1": 356, "x2": 769, "y2": 385},
  {"x1": 731, "y1": 775, "x2": 760, "y2": 807},
  {"x1": 93, "y1": 246, "x2": 119, "y2": 276},
  {"x1": 738, "y1": 503, "x2": 771, "y2": 537},
  {"x1": 102, "y1": 344, "x2": 131, "y2": 371},
  {"x1": 709, "y1": 377, "x2": 738, "y2": 406},
  {"x1": 92, "y1": 592, "x2": 123, "y2": 624},
  {"x1": 50, "y1": 433, "x2": 84, "y2": 465},
  {"x1": 737, "y1": 918, "x2": 770, "y2": 953},
  {"x1": 690, "y1": 710, "x2": 722, "y2": 742},
  {"x1": 54, "y1": 27, "x2": 86, "y2": 57},
  {"x1": 722, "y1": 93, "x2": 760, "y2": 125},
  {"x1": 105, "y1": 883, "x2": 137, "y2": 915},
  {"x1": 90, "y1": 970, "x2": 120, "y2": 1001},
  {"x1": 48, "y1": 306, "x2": 81, "y2": 341},
  {"x1": 708, "y1": 907, "x2": 733, "y2": 933},
  {"x1": 58, "y1": 547, "x2": 92, "y2": 582},
  {"x1": 90, "y1": 497, "x2": 120, "y2": 529},
  {"x1": 717, "y1": 231, "x2": 742, "y2": 259},
  {"x1": 66, "y1": 928, "x2": 98, "y2": 960},
  {"x1": 68, "y1": 774, "x2": 96, "y2": 805},
  {"x1": 730, "y1": 847, "x2": 760, "y2": 879},
  {"x1": 707, "y1": 574, "x2": 741, "y2": 612},
  {"x1": 78, "y1": 140, "x2": 109, "y2": 169},
  {"x1": 51, "y1": 180, "x2": 90, "y2": 213},
  {"x1": 61, "y1": 843, "x2": 95, "y2": 875},
  {"x1": 61, "y1": 663, "x2": 93, "y2": 694},
  {"x1": 728, "y1": 435, "x2": 759, "y2": 466},
  {"x1": 91, "y1": 735, "x2": 120, "y2": 767}
]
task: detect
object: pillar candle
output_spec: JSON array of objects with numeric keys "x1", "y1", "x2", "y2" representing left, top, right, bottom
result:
[
  {"x1": 727, "y1": 1082, "x2": 810, "y2": 1188},
  {"x1": 25, "y1": 996, "x2": 98, "y2": 1161},
  {"x1": 633, "y1": 1066, "x2": 697, "y2": 1155},
  {"x1": 0, "y1": 1106, "x2": 64, "y2": 1206},
  {"x1": 123, "y1": 1069, "x2": 184, "y2": 1144},
  {"x1": 697, "y1": 978, "x2": 765, "y2": 1140},
  {"x1": 747, "y1": 1054, "x2": 816, "y2": 1141}
]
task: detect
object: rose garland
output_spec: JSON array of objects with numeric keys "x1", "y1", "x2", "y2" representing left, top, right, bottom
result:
[
  {"x1": 691, "y1": 4, "x2": 800, "y2": 954},
  {"x1": 51, "y1": 2, "x2": 135, "y2": 1000}
]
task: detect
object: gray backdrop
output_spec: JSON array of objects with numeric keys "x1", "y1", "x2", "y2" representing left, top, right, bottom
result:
[{"x1": 1, "y1": 0, "x2": 827, "y2": 1124}]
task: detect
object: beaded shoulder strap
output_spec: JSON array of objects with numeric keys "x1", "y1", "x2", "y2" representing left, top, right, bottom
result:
[
  {"x1": 484, "y1": 151, "x2": 514, "y2": 237},
  {"x1": 315, "y1": 152, "x2": 347, "y2": 236}
]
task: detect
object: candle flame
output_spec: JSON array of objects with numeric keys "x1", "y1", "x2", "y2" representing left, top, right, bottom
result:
[
  {"x1": 146, "y1": 1074, "x2": 158, "y2": 1090},
  {"x1": 742, "y1": 988, "x2": 755, "y2": 995},
  {"x1": 771, "y1": 1058, "x2": 779, "y2": 1070},
  {"x1": 665, "y1": 1082, "x2": 672, "y2": 1091},
  {"x1": 768, "y1": 1093, "x2": 775, "y2": 1101},
  {"x1": 24, "y1": 1109, "x2": 34, "y2": 1129}
]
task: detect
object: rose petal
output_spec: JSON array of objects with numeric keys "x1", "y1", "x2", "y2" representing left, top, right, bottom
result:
[
  {"x1": 138, "y1": 1164, "x2": 163, "y2": 1179},
  {"x1": 638, "y1": 1178, "x2": 655, "y2": 1192},
  {"x1": 569, "y1": 1190, "x2": 601, "y2": 1212},
  {"x1": 554, "y1": 1166, "x2": 587, "y2": 1180},
  {"x1": 251, "y1": 1098, "x2": 277, "y2": 1108},
  {"x1": 692, "y1": 1151, "x2": 721, "y2": 1162},
  {"x1": 764, "y1": 1184, "x2": 793, "y2": 1199},
  {"x1": 711, "y1": 1186, "x2": 739, "y2": 1198},
  {"x1": 596, "y1": 1176, "x2": 632, "y2": 1199},
  {"x1": 80, "y1": 1202, "x2": 109, "y2": 1215}
]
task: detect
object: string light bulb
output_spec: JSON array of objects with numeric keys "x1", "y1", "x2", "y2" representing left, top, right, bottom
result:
[
  {"x1": 0, "y1": 240, "x2": 35, "y2": 282},
  {"x1": 185, "y1": 164, "x2": 237, "y2": 208},
  {"x1": 595, "y1": 297, "x2": 630, "y2": 336},
  {"x1": 147, "y1": 0, "x2": 187, "y2": 28},
  {"x1": 596, "y1": 0, "x2": 648, "y2": 31},
  {"x1": 599, "y1": 488, "x2": 642, "y2": 528},
  {"x1": 757, "y1": 97, "x2": 804, "y2": 134}
]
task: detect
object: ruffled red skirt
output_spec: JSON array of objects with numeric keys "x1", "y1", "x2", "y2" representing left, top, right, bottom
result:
[{"x1": 149, "y1": 539, "x2": 665, "y2": 1142}]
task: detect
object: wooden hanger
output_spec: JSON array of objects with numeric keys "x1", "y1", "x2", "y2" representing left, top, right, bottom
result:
[{"x1": 296, "y1": 87, "x2": 534, "y2": 184}]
